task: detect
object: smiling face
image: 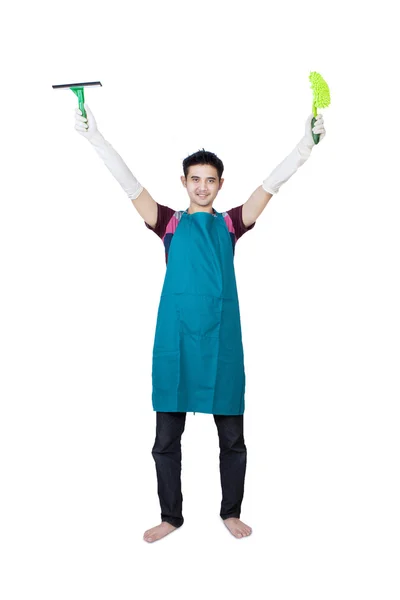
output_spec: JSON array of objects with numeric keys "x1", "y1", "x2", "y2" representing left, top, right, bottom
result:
[{"x1": 181, "y1": 164, "x2": 224, "y2": 212}]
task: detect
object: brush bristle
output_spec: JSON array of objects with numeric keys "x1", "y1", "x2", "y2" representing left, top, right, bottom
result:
[{"x1": 309, "y1": 72, "x2": 330, "y2": 108}]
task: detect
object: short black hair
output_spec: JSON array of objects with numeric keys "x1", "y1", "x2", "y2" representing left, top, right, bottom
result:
[{"x1": 182, "y1": 148, "x2": 224, "y2": 182}]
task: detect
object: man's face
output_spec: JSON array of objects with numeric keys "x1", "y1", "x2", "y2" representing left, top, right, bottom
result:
[{"x1": 181, "y1": 164, "x2": 224, "y2": 208}]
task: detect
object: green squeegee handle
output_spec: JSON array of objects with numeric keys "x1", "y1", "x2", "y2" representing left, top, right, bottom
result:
[{"x1": 71, "y1": 87, "x2": 86, "y2": 119}]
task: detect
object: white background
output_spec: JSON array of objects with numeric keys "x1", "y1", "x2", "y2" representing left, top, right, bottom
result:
[{"x1": 1, "y1": 0, "x2": 399, "y2": 598}]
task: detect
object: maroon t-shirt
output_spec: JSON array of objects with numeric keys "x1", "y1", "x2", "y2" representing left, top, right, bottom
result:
[{"x1": 145, "y1": 203, "x2": 256, "y2": 264}]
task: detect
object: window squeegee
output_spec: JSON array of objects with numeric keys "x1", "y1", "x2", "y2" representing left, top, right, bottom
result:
[{"x1": 52, "y1": 81, "x2": 102, "y2": 118}]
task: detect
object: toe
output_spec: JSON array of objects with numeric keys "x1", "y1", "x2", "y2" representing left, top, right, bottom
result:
[{"x1": 144, "y1": 529, "x2": 156, "y2": 541}]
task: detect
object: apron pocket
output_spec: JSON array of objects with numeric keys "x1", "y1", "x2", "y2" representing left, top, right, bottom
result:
[{"x1": 179, "y1": 295, "x2": 222, "y2": 338}]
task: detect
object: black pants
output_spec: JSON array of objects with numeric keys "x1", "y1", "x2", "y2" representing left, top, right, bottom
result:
[{"x1": 151, "y1": 411, "x2": 247, "y2": 528}]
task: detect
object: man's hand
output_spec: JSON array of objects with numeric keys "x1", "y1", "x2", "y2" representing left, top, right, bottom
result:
[
  {"x1": 303, "y1": 113, "x2": 326, "y2": 149},
  {"x1": 74, "y1": 103, "x2": 100, "y2": 143}
]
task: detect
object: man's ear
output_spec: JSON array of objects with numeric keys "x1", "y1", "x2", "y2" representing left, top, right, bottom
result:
[
  {"x1": 219, "y1": 178, "x2": 224, "y2": 189},
  {"x1": 181, "y1": 176, "x2": 187, "y2": 187}
]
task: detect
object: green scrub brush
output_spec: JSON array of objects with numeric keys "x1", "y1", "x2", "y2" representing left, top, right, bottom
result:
[
  {"x1": 52, "y1": 81, "x2": 102, "y2": 119},
  {"x1": 309, "y1": 71, "x2": 330, "y2": 145}
]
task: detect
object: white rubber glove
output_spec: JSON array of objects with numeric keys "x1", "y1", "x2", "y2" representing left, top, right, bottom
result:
[
  {"x1": 262, "y1": 113, "x2": 326, "y2": 195},
  {"x1": 74, "y1": 103, "x2": 144, "y2": 201}
]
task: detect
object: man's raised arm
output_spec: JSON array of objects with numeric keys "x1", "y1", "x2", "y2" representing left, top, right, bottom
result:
[
  {"x1": 242, "y1": 113, "x2": 326, "y2": 227},
  {"x1": 74, "y1": 102, "x2": 157, "y2": 228}
]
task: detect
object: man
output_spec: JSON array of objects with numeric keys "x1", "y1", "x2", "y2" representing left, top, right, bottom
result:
[{"x1": 75, "y1": 103, "x2": 326, "y2": 542}]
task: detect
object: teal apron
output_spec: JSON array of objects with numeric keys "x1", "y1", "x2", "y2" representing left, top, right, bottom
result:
[{"x1": 151, "y1": 208, "x2": 246, "y2": 415}]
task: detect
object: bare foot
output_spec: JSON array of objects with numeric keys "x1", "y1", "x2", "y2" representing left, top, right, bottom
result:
[
  {"x1": 223, "y1": 517, "x2": 252, "y2": 539},
  {"x1": 143, "y1": 521, "x2": 179, "y2": 543}
]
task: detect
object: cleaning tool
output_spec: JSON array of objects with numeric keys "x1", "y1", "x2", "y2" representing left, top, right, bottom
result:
[
  {"x1": 309, "y1": 71, "x2": 330, "y2": 145},
  {"x1": 52, "y1": 81, "x2": 102, "y2": 119}
]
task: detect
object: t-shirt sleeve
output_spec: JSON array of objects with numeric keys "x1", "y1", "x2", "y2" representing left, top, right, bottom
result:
[
  {"x1": 226, "y1": 204, "x2": 256, "y2": 241},
  {"x1": 144, "y1": 202, "x2": 177, "y2": 240}
]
